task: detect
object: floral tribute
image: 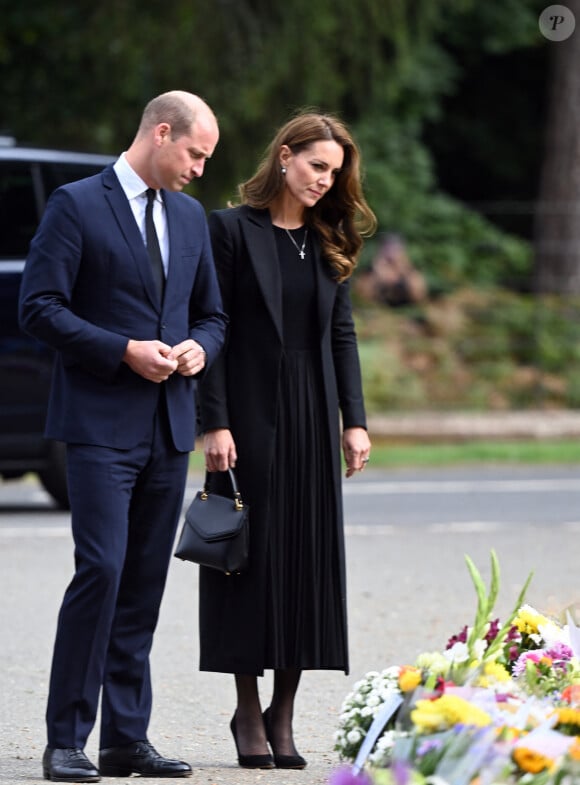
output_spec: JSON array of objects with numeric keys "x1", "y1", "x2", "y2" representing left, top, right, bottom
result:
[{"x1": 332, "y1": 551, "x2": 580, "y2": 785}]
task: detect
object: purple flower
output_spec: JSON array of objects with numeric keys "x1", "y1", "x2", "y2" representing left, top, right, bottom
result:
[
  {"x1": 546, "y1": 642, "x2": 573, "y2": 661},
  {"x1": 447, "y1": 624, "x2": 468, "y2": 649},
  {"x1": 391, "y1": 760, "x2": 411, "y2": 785},
  {"x1": 417, "y1": 738, "x2": 443, "y2": 757},
  {"x1": 506, "y1": 625, "x2": 520, "y2": 642},
  {"x1": 485, "y1": 618, "x2": 500, "y2": 643},
  {"x1": 329, "y1": 767, "x2": 373, "y2": 785}
]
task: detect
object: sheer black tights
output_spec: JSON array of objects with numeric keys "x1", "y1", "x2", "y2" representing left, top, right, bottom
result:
[{"x1": 233, "y1": 669, "x2": 302, "y2": 756}]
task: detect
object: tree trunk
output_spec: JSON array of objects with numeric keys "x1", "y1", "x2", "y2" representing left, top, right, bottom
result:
[{"x1": 534, "y1": 0, "x2": 580, "y2": 294}]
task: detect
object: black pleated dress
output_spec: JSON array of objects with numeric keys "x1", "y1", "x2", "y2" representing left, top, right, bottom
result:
[{"x1": 263, "y1": 226, "x2": 348, "y2": 671}]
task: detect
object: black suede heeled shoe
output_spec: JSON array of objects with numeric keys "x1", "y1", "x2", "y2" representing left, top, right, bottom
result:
[
  {"x1": 263, "y1": 707, "x2": 307, "y2": 769},
  {"x1": 229, "y1": 713, "x2": 274, "y2": 769}
]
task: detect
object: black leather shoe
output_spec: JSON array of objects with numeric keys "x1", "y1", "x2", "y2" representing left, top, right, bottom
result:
[
  {"x1": 99, "y1": 740, "x2": 192, "y2": 778},
  {"x1": 42, "y1": 747, "x2": 100, "y2": 782},
  {"x1": 263, "y1": 707, "x2": 307, "y2": 769}
]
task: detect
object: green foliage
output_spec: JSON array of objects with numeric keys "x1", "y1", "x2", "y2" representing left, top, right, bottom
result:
[
  {"x1": 356, "y1": 290, "x2": 580, "y2": 412},
  {"x1": 0, "y1": 0, "x2": 545, "y2": 291},
  {"x1": 354, "y1": 117, "x2": 532, "y2": 293}
]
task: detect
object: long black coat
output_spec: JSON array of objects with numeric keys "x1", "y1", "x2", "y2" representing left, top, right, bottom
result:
[{"x1": 198, "y1": 205, "x2": 367, "y2": 675}]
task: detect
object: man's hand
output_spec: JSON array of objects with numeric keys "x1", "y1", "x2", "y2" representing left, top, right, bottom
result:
[
  {"x1": 168, "y1": 339, "x2": 207, "y2": 377},
  {"x1": 123, "y1": 339, "x2": 178, "y2": 382}
]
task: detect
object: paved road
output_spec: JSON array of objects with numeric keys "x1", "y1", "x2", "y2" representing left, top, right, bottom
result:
[{"x1": 2, "y1": 466, "x2": 580, "y2": 784}]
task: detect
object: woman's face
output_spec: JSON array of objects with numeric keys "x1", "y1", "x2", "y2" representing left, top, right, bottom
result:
[{"x1": 280, "y1": 140, "x2": 344, "y2": 208}]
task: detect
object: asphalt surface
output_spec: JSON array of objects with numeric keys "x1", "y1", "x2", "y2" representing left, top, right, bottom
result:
[{"x1": 3, "y1": 465, "x2": 580, "y2": 784}]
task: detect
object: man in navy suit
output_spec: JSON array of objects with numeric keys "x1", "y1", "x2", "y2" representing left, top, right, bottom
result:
[{"x1": 19, "y1": 91, "x2": 226, "y2": 782}]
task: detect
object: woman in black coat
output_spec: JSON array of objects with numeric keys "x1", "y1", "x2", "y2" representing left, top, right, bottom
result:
[{"x1": 198, "y1": 111, "x2": 376, "y2": 770}]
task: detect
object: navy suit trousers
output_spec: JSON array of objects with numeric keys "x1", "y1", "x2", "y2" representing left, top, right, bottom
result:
[{"x1": 46, "y1": 396, "x2": 189, "y2": 749}]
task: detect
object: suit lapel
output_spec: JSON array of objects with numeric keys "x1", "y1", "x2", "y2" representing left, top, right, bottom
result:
[
  {"x1": 161, "y1": 190, "x2": 183, "y2": 313},
  {"x1": 102, "y1": 168, "x2": 161, "y2": 311},
  {"x1": 241, "y1": 208, "x2": 284, "y2": 343}
]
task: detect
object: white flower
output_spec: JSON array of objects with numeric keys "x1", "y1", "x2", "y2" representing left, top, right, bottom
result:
[
  {"x1": 379, "y1": 686, "x2": 399, "y2": 701},
  {"x1": 539, "y1": 619, "x2": 570, "y2": 648},
  {"x1": 473, "y1": 639, "x2": 487, "y2": 660},
  {"x1": 376, "y1": 730, "x2": 398, "y2": 751},
  {"x1": 444, "y1": 641, "x2": 470, "y2": 664},
  {"x1": 346, "y1": 729, "x2": 363, "y2": 744},
  {"x1": 415, "y1": 651, "x2": 450, "y2": 676},
  {"x1": 366, "y1": 692, "x2": 381, "y2": 707}
]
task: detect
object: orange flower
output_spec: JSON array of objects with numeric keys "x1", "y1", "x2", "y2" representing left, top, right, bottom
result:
[
  {"x1": 568, "y1": 738, "x2": 580, "y2": 761},
  {"x1": 513, "y1": 747, "x2": 552, "y2": 774},
  {"x1": 562, "y1": 685, "x2": 580, "y2": 705},
  {"x1": 398, "y1": 666, "x2": 422, "y2": 693}
]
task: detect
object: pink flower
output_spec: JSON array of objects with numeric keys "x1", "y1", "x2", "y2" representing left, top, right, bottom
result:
[{"x1": 512, "y1": 650, "x2": 543, "y2": 677}]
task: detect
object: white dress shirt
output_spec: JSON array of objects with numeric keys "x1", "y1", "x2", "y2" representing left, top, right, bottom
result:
[{"x1": 113, "y1": 153, "x2": 169, "y2": 275}]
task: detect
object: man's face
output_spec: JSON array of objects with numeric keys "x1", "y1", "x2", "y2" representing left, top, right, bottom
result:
[{"x1": 152, "y1": 119, "x2": 219, "y2": 191}]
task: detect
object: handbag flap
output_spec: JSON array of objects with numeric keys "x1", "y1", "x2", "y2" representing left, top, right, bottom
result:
[{"x1": 184, "y1": 491, "x2": 248, "y2": 541}]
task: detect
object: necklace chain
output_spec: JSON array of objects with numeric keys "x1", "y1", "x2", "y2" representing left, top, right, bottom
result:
[{"x1": 284, "y1": 227, "x2": 308, "y2": 260}]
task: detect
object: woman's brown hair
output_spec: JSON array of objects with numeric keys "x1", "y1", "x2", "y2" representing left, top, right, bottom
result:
[{"x1": 239, "y1": 111, "x2": 376, "y2": 281}]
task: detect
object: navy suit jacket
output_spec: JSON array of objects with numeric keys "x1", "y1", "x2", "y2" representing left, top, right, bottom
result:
[{"x1": 19, "y1": 165, "x2": 227, "y2": 452}]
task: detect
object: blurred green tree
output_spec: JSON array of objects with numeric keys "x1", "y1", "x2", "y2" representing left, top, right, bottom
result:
[{"x1": 0, "y1": 0, "x2": 547, "y2": 292}]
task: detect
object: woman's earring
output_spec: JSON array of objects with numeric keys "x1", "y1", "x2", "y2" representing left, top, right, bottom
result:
[{"x1": 281, "y1": 166, "x2": 287, "y2": 175}]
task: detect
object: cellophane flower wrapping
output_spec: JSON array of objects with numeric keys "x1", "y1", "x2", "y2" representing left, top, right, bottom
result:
[{"x1": 332, "y1": 551, "x2": 580, "y2": 785}]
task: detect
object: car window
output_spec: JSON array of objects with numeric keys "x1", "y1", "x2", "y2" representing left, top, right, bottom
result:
[
  {"x1": 0, "y1": 158, "x2": 109, "y2": 261},
  {"x1": 41, "y1": 161, "x2": 106, "y2": 195},
  {"x1": 0, "y1": 162, "x2": 41, "y2": 259}
]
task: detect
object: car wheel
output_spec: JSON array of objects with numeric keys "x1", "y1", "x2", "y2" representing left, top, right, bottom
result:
[{"x1": 38, "y1": 440, "x2": 70, "y2": 510}]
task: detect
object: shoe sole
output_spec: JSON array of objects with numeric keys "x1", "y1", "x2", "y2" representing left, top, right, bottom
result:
[
  {"x1": 43, "y1": 772, "x2": 100, "y2": 783},
  {"x1": 99, "y1": 766, "x2": 192, "y2": 778}
]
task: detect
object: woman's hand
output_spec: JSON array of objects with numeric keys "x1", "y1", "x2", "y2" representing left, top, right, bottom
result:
[
  {"x1": 342, "y1": 427, "x2": 371, "y2": 478},
  {"x1": 203, "y1": 428, "x2": 237, "y2": 472}
]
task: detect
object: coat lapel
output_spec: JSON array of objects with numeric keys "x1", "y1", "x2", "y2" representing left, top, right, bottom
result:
[
  {"x1": 102, "y1": 168, "x2": 161, "y2": 311},
  {"x1": 241, "y1": 208, "x2": 284, "y2": 344},
  {"x1": 312, "y1": 234, "x2": 338, "y2": 339}
]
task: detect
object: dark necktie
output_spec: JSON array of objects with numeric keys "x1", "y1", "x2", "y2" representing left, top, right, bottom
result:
[{"x1": 145, "y1": 188, "x2": 165, "y2": 300}]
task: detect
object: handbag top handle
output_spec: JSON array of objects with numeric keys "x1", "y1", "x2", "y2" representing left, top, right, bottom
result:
[{"x1": 202, "y1": 468, "x2": 244, "y2": 511}]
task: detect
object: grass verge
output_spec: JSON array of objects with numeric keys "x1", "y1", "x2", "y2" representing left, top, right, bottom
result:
[{"x1": 190, "y1": 438, "x2": 580, "y2": 472}]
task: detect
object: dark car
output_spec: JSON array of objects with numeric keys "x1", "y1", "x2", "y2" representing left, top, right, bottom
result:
[{"x1": 0, "y1": 137, "x2": 114, "y2": 508}]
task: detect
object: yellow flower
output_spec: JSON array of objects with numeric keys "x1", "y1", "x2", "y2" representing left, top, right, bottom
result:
[
  {"x1": 410, "y1": 694, "x2": 492, "y2": 733},
  {"x1": 513, "y1": 606, "x2": 549, "y2": 636},
  {"x1": 474, "y1": 661, "x2": 511, "y2": 687},
  {"x1": 497, "y1": 725, "x2": 523, "y2": 742},
  {"x1": 568, "y1": 738, "x2": 580, "y2": 761},
  {"x1": 398, "y1": 666, "x2": 422, "y2": 693},
  {"x1": 512, "y1": 746, "x2": 553, "y2": 774},
  {"x1": 552, "y1": 707, "x2": 580, "y2": 734}
]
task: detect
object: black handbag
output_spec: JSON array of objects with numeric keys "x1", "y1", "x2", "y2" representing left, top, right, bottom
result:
[{"x1": 174, "y1": 468, "x2": 249, "y2": 575}]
